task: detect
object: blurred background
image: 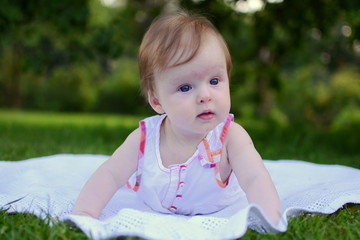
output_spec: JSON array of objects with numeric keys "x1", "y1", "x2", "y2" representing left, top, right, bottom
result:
[{"x1": 1, "y1": 0, "x2": 359, "y2": 130}]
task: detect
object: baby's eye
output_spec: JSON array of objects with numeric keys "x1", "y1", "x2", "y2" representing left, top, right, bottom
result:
[
  {"x1": 178, "y1": 84, "x2": 192, "y2": 92},
  {"x1": 209, "y1": 78, "x2": 219, "y2": 85}
]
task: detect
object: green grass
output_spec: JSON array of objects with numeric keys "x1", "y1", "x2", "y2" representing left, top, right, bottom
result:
[
  {"x1": 1, "y1": 110, "x2": 359, "y2": 239},
  {"x1": 0, "y1": 110, "x2": 143, "y2": 161}
]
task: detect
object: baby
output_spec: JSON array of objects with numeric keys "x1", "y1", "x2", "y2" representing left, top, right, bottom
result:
[{"x1": 73, "y1": 11, "x2": 281, "y2": 225}]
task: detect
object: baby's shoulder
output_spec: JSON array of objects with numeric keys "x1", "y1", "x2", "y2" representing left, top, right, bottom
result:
[
  {"x1": 227, "y1": 121, "x2": 249, "y2": 137},
  {"x1": 224, "y1": 122, "x2": 254, "y2": 149},
  {"x1": 122, "y1": 127, "x2": 142, "y2": 149}
]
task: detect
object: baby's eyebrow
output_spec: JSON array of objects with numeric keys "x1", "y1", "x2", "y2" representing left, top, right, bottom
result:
[{"x1": 173, "y1": 65, "x2": 225, "y2": 82}]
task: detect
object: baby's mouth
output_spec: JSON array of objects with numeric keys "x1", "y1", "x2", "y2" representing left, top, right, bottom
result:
[{"x1": 197, "y1": 111, "x2": 215, "y2": 120}]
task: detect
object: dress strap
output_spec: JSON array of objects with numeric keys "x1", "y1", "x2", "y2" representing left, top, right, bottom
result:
[
  {"x1": 197, "y1": 114, "x2": 234, "y2": 188},
  {"x1": 126, "y1": 120, "x2": 146, "y2": 192},
  {"x1": 220, "y1": 114, "x2": 233, "y2": 144}
]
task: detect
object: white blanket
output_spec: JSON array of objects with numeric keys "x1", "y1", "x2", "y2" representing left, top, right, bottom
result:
[{"x1": 0, "y1": 154, "x2": 359, "y2": 239}]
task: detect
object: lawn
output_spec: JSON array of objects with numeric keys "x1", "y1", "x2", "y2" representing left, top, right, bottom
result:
[{"x1": 0, "y1": 110, "x2": 359, "y2": 239}]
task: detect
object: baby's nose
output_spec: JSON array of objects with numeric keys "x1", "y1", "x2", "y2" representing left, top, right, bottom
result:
[{"x1": 197, "y1": 88, "x2": 212, "y2": 104}]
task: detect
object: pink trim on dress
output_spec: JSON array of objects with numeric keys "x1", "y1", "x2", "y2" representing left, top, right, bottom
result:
[{"x1": 126, "y1": 120, "x2": 146, "y2": 192}]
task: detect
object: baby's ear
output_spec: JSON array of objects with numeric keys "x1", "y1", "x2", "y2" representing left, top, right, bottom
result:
[{"x1": 148, "y1": 91, "x2": 165, "y2": 114}]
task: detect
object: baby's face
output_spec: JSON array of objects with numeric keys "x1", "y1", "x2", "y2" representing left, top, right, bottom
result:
[{"x1": 149, "y1": 32, "x2": 231, "y2": 137}]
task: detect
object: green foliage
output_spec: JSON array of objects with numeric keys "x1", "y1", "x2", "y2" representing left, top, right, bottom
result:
[
  {"x1": 96, "y1": 58, "x2": 149, "y2": 113},
  {"x1": 0, "y1": 0, "x2": 89, "y2": 34},
  {"x1": 279, "y1": 66, "x2": 360, "y2": 129},
  {"x1": 0, "y1": 0, "x2": 359, "y2": 128},
  {"x1": 19, "y1": 62, "x2": 99, "y2": 111},
  {"x1": 45, "y1": 63, "x2": 99, "y2": 111}
]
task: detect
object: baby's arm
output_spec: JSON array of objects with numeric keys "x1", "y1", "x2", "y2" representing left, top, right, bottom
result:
[
  {"x1": 226, "y1": 122, "x2": 281, "y2": 225},
  {"x1": 72, "y1": 128, "x2": 141, "y2": 218}
]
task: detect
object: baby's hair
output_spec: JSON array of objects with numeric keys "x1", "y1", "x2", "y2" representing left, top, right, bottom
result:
[{"x1": 138, "y1": 10, "x2": 232, "y2": 99}]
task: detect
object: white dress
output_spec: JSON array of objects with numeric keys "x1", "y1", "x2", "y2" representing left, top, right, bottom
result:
[{"x1": 127, "y1": 114, "x2": 248, "y2": 215}]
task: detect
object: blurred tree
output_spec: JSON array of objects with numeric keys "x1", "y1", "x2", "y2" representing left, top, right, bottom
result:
[
  {"x1": 179, "y1": 0, "x2": 360, "y2": 119},
  {"x1": 0, "y1": 0, "x2": 90, "y2": 107},
  {"x1": 0, "y1": 0, "x2": 359, "y2": 127},
  {"x1": 0, "y1": 0, "x2": 167, "y2": 111}
]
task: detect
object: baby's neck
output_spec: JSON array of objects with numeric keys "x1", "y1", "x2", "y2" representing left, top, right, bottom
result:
[{"x1": 159, "y1": 118, "x2": 207, "y2": 168}]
